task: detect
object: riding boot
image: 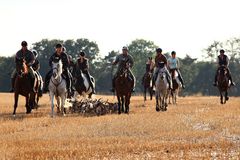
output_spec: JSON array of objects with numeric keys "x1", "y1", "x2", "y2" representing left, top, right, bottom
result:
[
  {"x1": 9, "y1": 77, "x2": 15, "y2": 92},
  {"x1": 229, "y1": 75, "x2": 235, "y2": 86},
  {"x1": 167, "y1": 76, "x2": 173, "y2": 90}
]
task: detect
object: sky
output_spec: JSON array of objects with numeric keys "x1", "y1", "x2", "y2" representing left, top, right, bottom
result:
[{"x1": 0, "y1": 0, "x2": 240, "y2": 59}]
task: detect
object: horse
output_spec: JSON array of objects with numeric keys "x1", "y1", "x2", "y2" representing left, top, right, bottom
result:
[
  {"x1": 217, "y1": 66, "x2": 230, "y2": 104},
  {"x1": 73, "y1": 67, "x2": 95, "y2": 99},
  {"x1": 155, "y1": 67, "x2": 169, "y2": 112},
  {"x1": 169, "y1": 69, "x2": 181, "y2": 104},
  {"x1": 13, "y1": 58, "x2": 38, "y2": 116},
  {"x1": 142, "y1": 72, "x2": 153, "y2": 101},
  {"x1": 49, "y1": 59, "x2": 67, "y2": 117},
  {"x1": 114, "y1": 66, "x2": 133, "y2": 114}
]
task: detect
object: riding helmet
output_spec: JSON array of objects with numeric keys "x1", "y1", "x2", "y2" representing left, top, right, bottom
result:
[
  {"x1": 171, "y1": 51, "x2": 176, "y2": 55},
  {"x1": 55, "y1": 43, "x2": 63, "y2": 48},
  {"x1": 156, "y1": 48, "x2": 162, "y2": 53},
  {"x1": 21, "y1": 41, "x2": 28, "y2": 47},
  {"x1": 122, "y1": 46, "x2": 128, "y2": 50},
  {"x1": 220, "y1": 49, "x2": 225, "y2": 53},
  {"x1": 80, "y1": 51, "x2": 85, "y2": 57}
]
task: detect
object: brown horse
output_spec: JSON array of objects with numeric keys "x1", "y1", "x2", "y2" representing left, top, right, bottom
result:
[
  {"x1": 13, "y1": 58, "x2": 38, "y2": 116},
  {"x1": 217, "y1": 66, "x2": 230, "y2": 104},
  {"x1": 114, "y1": 67, "x2": 134, "y2": 114},
  {"x1": 169, "y1": 69, "x2": 181, "y2": 104},
  {"x1": 142, "y1": 72, "x2": 153, "y2": 101}
]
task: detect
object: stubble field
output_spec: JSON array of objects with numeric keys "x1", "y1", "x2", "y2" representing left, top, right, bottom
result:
[{"x1": 0, "y1": 93, "x2": 240, "y2": 159}]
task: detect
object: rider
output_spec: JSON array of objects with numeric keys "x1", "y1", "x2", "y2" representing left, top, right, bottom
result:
[
  {"x1": 167, "y1": 51, "x2": 185, "y2": 89},
  {"x1": 10, "y1": 41, "x2": 36, "y2": 92},
  {"x1": 111, "y1": 46, "x2": 135, "y2": 92},
  {"x1": 75, "y1": 51, "x2": 96, "y2": 94},
  {"x1": 43, "y1": 43, "x2": 72, "y2": 98},
  {"x1": 153, "y1": 48, "x2": 172, "y2": 89},
  {"x1": 32, "y1": 50, "x2": 43, "y2": 95},
  {"x1": 213, "y1": 49, "x2": 235, "y2": 86},
  {"x1": 142, "y1": 57, "x2": 154, "y2": 85}
]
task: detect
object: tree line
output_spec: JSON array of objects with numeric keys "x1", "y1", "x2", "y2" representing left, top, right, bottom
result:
[{"x1": 0, "y1": 38, "x2": 239, "y2": 95}]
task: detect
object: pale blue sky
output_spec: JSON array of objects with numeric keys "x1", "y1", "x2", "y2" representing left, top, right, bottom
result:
[{"x1": 0, "y1": 0, "x2": 240, "y2": 58}]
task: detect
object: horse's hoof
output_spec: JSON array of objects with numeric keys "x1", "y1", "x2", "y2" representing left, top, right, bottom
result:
[
  {"x1": 156, "y1": 107, "x2": 160, "y2": 112},
  {"x1": 221, "y1": 102, "x2": 224, "y2": 104},
  {"x1": 226, "y1": 97, "x2": 229, "y2": 101},
  {"x1": 118, "y1": 111, "x2": 121, "y2": 114},
  {"x1": 13, "y1": 114, "x2": 16, "y2": 118}
]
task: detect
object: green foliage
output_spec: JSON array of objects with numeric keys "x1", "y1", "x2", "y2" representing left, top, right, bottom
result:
[{"x1": 0, "y1": 38, "x2": 239, "y2": 95}]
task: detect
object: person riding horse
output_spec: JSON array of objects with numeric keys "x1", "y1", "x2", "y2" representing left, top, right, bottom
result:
[
  {"x1": 31, "y1": 50, "x2": 43, "y2": 95},
  {"x1": 43, "y1": 43, "x2": 72, "y2": 98},
  {"x1": 153, "y1": 48, "x2": 172, "y2": 89},
  {"x1": 111, "y1": 46, "x2": 135, "y2": 92},
  {"x1": 75, "y1": 51, "x2": 96, "y2": 94},
  {"x1": 10, "y1": 41, "x2": 36, "y2": 92},
  {"x1": 142, "y1": 57, "x2": 154, "y2": 83},
  {"x1": 167, "y1": 51, "x2": 185, "y2": 89},
  {"x1": 213, "y1": 49, "x2": 235, "y2": 87}
]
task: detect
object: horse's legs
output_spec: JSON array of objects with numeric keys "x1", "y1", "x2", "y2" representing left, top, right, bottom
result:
[
  {"x1": 61, "y1": 95, "x2": 66, "y2": 116},
  {"x1": 13, "y1": 92, "x2": 19, "y2": 115},
  {"x1": 144, "y1": 87, "x2": 146, "y2": 101},
  {"x1": 121, "y1": 97, "x2": 124, "y2": 113},
  {"x1": 26, "y1": 95, "x2": 32, "y2": 114},
  {"x1": 155, "y1": 93, "x2": 160, "y2": 112},
  {"x1": 50, "y1": 92, "x2": 55, "y2": 117},
  {"x1": 149, "y1": 87, "x2": 153, "y2": 100},
  {"x1": 117, "y1": 96, "x2": 121, "y2": 114},
  {"x1": 225, "y1": 91, "x2": 229, "y2": 102},
  {"x1": 220, "y1": 91, "x2": 224, "y2": 104},
  {"x1": 56, "y1": 96, "x2": 60, "y2": 113},
  {"x1": 125, "y1": 95, "x2": 130, "y2": 114}
]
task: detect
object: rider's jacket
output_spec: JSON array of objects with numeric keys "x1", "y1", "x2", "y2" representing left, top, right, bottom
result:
[
  {"x1": 113, "y1": 54, "x2": 134, "y2": 72},
  {"x1": 49, "y1": 52, "x2": 69, "y2": 70},
  {"x1": 76, "y1": 58, "x2": 89, "y2": 72},
  {"x1": 167, "y1": 57, "x2": 180, "y2": 70},
  {"x1": 155, "y1": 54, "x2": 167, "y2": 68},
  {"x1": 15, "y1": 49, "x2": 35, "y2": 66},
  {"x1": 217, "y1": 55, "x2": 229, "y2": 67}
]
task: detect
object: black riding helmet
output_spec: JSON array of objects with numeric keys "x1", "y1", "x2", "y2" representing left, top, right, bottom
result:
[
  {"x1": 55, "y1": 43, "x2": 62, "y2": 48},
  {"x1": 21, "y1": 41, "x2": 28, "y2": 47},
  {"x1": 171, "y1": 51, "x2": 176, "y2": 55},
  {"x1": 79, "y1": 51, "x2": 85, "y2": 57},
  {"x1": 156, "y1": 48, "x2": 162, "y2": 53},
  {"x1": 220, "y1": 49, "x2": 225, "y2": 53}
]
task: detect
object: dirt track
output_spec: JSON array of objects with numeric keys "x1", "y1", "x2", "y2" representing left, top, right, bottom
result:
[{"x1": 0, "y1": 93, "x2": 240, "y2": 159}]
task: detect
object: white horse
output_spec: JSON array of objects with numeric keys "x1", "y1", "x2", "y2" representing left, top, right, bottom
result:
[
  {"x1": 49, "y1": 60, "x2": 67, "y2": 117},
  {"x1": 169, "y1": 69, "x2": 182, "y2": 104},
  {"x1": 155, "y1": 67, "x2": 169, "y2": 112}
]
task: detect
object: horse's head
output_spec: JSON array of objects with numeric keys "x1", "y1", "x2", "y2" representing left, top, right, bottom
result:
[
  {"x1": 16, "y1": 58, "x2": 28, "y2": 76},
  {"x1": 158, "y1": 69, "x2": 167, "y2": 81},
  {"x1": 52, "y1": 59, "x2": 63, "y2": 79},
  {"x1": 218, "y1": 65, "x2": 227, "y2": 78}
]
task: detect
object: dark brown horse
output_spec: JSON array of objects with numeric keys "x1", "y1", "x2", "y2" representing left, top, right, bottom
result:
[
  {"x1": 142, "y1": 72, "x2": 153, "y2": 101},
  {"x1": 114, "y1": 67, "x2": 133, "y2": 114},
  {"x1": 217, "y1": 66, "x2": 230, "y2": 104},
  {"x1": 13, "y1": 58, "x2": 38, "y2": 116}
]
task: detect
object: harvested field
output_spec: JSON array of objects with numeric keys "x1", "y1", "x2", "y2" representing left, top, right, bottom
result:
[{"x1": 0, "y1": 93, "x2": 240, "y2": 159}]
